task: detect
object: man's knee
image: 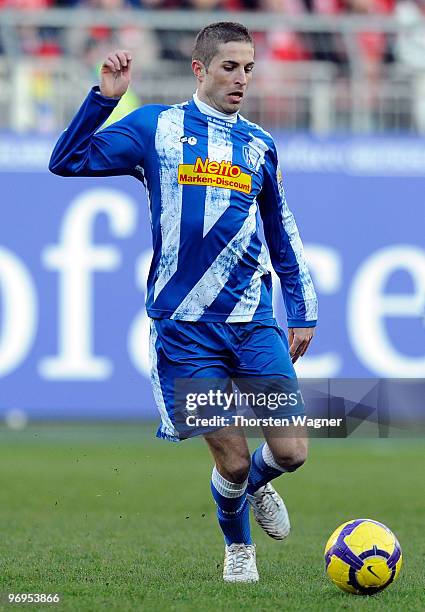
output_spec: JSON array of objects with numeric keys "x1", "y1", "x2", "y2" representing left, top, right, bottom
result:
[
  {"x1": 217, "y1": 454, "x2": 251, "y2": 484},
  {"x1": 271, "y1": 440, "x2": 308, "y2": 473}
]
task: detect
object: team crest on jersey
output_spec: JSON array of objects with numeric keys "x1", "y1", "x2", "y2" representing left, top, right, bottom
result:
[
  {"x1": 243, "y1": 145, "x2": 261, "y2": 171},
  {"x1": 178, "y1": 157, "x2": 252, "y2": 194},
  {"x1": 243, "y1": 135, "x2": 268, "y2": 172}
]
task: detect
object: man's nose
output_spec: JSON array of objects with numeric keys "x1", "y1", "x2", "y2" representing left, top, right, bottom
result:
[{"x1": 234, "y1": 69, "x2": 247, "y2": 86}]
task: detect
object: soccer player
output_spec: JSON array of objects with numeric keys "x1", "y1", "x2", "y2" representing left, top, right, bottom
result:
[{"x1": 49, "y1": 22, "x2": 318, "y2": 583}]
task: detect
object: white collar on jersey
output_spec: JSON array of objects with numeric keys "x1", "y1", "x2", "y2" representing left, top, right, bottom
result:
[{"x1": 193, "y1": 91, "x2": 238, "y2": 124}]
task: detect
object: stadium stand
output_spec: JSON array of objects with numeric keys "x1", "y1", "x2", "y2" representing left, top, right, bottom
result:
[{"x1": 1, "y1": 2, "x2": 425, "y2": 132}]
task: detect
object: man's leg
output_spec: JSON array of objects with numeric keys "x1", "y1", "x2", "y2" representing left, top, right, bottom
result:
[
  {"x1": 204, "y1": 426, "x2": 258, "y2": 582},
  {"x1": 205, "y1": 425, "x2": 252, "y2": 545},
  {"x1": 231, "y1": 319, "x2": 308, "y2": 540},
  {"x1": 248, "y1": 425, "x2": 308, "y2": 494},
  {"x1": 246, "y1": 426, "x2": 308, "y2": 541}
]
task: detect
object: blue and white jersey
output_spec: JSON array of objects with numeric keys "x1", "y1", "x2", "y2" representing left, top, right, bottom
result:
[{"x1": 50, "y1": 87, "x2": 317, "y2": 326}]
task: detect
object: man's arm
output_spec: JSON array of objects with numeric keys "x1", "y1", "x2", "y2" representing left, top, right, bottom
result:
[
  {"x1": 258, "y1": 141, "x2": 318, "y2": 363},
  {"x1": 49, "y1": 50, "x2": 146, "y2": 177}
]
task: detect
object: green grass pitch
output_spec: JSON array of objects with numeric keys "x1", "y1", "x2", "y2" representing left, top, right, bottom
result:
[{"x1": 0, "y1": 424, "x2": 423, "y2": 611}]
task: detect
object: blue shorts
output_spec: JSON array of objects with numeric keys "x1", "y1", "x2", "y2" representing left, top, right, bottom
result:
[{"x1": 149, "y1": 318, "x2": 305, "y2": 441}]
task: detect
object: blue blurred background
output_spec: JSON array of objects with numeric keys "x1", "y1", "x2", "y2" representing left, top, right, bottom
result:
[{"x1": 1, "y1": 3, "x2": 424, "y2": 420}]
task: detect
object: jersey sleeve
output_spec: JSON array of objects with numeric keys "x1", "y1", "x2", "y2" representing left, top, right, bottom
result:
[
  {"x1": 258, "y1": 141, "x2": 318, "y2": 328},
  {"x1": 49, "y1": 86, "x2": 149, "y2": 177}
]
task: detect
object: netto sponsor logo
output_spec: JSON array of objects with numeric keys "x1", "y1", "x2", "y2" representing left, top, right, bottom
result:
[{"x1": 178, "y1": 157, "x2": 251, "y2": 193}]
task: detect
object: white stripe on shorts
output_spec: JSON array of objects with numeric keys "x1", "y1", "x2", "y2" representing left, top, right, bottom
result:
[{"x1": 149, "y1": 319, "x2": 179, "y2": 441}]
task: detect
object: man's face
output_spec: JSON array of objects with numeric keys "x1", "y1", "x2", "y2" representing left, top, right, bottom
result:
[{"x1": 193, "y1": 41, "x2": 255, "y2": 115}]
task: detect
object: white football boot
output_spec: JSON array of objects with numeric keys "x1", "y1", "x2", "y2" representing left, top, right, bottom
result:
[
  {"x1": 223, "y1": 543, "x2": 259, "y2": 583},
  {"x1": 247, "y1": 483, "x2": 290, "y2": 541}
]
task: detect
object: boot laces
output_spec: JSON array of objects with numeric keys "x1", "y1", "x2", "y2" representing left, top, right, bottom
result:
[
  {"x1": 257, "y1": 486, "x2": 280, "y2": 516},
  {"x1": 227, "y1": 544, "x2": 253, "y2": 574}
]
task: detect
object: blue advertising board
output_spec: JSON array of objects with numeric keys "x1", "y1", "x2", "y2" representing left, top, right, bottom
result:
[{"x1": 0, "y1": 134, "x2": 424, "y2": 419}]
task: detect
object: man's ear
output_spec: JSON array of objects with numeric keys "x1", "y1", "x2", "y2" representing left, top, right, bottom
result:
[{"x1": 192, "y1": 59, "x2": 206, "y2": 81}]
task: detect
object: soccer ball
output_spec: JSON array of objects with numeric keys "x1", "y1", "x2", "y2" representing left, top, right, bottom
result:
[{"x1": 324, "y1": 519, "x2": 402, "y2": 595}]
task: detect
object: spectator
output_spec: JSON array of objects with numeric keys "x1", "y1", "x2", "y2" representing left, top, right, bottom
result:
[
  {"x1": 185, "y1": 0, "x2": 225, "y2": 7},
  {"x1": 0, "y1": 0, "x2": 52, "y2": 6},
  {"x1": 395, "y1": 0, "x2": 425, "y2": 131},
  {"x1": 301, "y1": 0, "x2": 347, "y2": 66},
  {"x1": 257, "y1": 0, "x2": 311, "y2": 62},
  {"x1": 343, "y1": 0, "x2": 393, "y2": 80},
  {"x1": 139, "y1": 0, "x2": 181, "y2": 6},
  {"x1": 303, "y1": 0, "x2": 341, "y2": 10},
  {"x1": 231, "y1": 0, "x2": 260, "y2": 7}
]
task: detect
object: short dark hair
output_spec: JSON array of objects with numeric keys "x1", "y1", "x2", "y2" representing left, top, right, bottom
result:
[{"x1": 192, "y1": 22, "x2": 254, "y2": 69}]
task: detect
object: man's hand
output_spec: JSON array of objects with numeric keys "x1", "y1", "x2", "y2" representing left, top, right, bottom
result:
[
  {"x1": 100, "y1": 49, "x2": 132, "y2": 99},
  {"x1": 288, "y1": 327, "x2": 315, "y2": 363}
]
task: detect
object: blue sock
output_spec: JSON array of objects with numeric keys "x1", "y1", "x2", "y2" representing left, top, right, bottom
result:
[
  {"x1": 211, "y1": 466, "x2": 252, "y2": 545},
  {"x1": 247, "y1": 443, "x2": 285, "y2": 495}
]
